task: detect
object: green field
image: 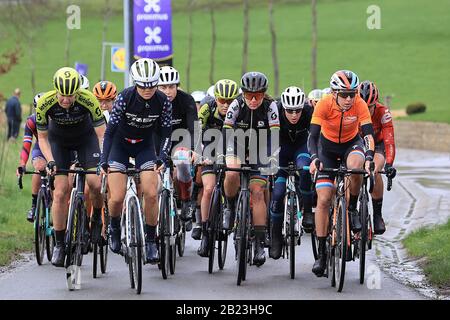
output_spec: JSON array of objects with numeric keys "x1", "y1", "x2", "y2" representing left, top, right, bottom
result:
[
  {"x1": 403, "y1": 219, "x2": 450, "y2": 287},
  {"x1": 0, "y1": 0, "x2": 449, "y2": 121}
]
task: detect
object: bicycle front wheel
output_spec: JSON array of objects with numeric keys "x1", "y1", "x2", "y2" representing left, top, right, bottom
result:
[
  {"x1": 34, "y1": 191, "x2": 46, "y2": 265},
  {"x1": 359, "y1": 191, "x2": 368, "y2": 285},
  {"x1": 289, "y1": 193, "x2": 296, "y2": 279},
  {"x1": 208, "y1": 187, "x2": 221, "y2": 274},
  {"x1": 129, "y1": 197, "x2": 143, "y2": 294},
  {"x1": 236, "y1": 192, "x2": 249, "y2": 286},
  {"x1": 159, "y1": 190, "x2": 171, "y2": 280},
  {"x1": 334, "y1": 196, "x2": 348, "y2": 292}
]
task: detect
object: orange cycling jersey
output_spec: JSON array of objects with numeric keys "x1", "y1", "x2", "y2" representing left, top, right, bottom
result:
[
  {"x1": 372, "y1": 102, "x2": 396, "y2": 165},
  {"x1": 311, "y1": 94, "x2": 372, "y2": 144}
]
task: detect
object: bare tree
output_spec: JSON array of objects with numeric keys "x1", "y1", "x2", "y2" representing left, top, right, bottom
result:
[
  {"x1": 185, "y1": 0, "x2": 195, "y2": 93},
  {"x1": 241, "y1": 0, "x2": 249, "y2": 75},
  {"x1": 311, "y1": 0, "x2": 318, "y2": 89},
  {"x1": 269, "y1": 0, "x2": 279, "y2": 96},
  {"x1": 0, "y1": 0, "x2": 57, "y2": 112},
  {"x1": 208, "y1": 0, "x2": 216, "y2": 85}
]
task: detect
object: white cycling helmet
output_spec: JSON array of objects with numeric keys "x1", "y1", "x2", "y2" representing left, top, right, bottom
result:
[
  {"x1": 79, "y1": 74, "x2": 90, "y2": 90},
  {"x1": 191, "y1": 90, "x2": 206, "y2": 103},
  {"x1": 206, "y1": 85, "x2": 215, "y2": 97},
  {"x1": 33, "y1": 92, "x2": 45, "y2": 108},
  {"x1": 159, "y1": 66, "x2": 180, "y2": 85},
  {"x1": 322, "y1": 87, "x2": 332, "y2": 95},
  {"x1": 281, "y1": 86, "x2": 306, "y2": 110},
  {"x1": 329, "y1": 70, "x2": 360, "y2": 91},
  {"x1": 308, "y1": 89, "x2": 323, "y2": 101},
  {"x1": 130, "y1": 58, "x2": 160, "y2": 88}
]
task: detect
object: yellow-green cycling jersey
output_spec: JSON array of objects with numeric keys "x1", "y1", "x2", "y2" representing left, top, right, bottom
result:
[{"x1": 36, "y1": 89, "x2": 105, "y2": 137}]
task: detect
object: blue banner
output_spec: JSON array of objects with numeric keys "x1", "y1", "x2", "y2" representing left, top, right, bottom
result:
[
  {"x1": 75, "y1": 62, "x2": 88, "y2": 76},
  {"x1": 133, "y1": 0, "x2": 173, "y2": 61}
]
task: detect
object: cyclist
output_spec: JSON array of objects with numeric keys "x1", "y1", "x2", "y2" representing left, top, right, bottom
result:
[
  {"x1": 308, "y1": 70, "x2": 375, "y2": 277},
  {"x1": 358, "y1": 80, "x2": 396, "y2": 235},
  {"x1": 269, "y1": 86, "x2": 314, "y2": 259},
  {"x1": 100, "y1": 58, "x2": 171, "y2": 264},
  {"x1": 196, "y1": 79, "x2": 239, "y2": 257},
  {"x1": 308, "y1": 89, "x2": 323, "y2": 108},
  {"x1": 16, "y1": 92, "x2": 46, "y2": 222},
  {"x1": 80, "y1": 75, "x2": 90, "y2": 90},
  {"x1": 191, "y1": 90, "x2": 206, "y2": 111},
  {"x1": 156, "y1": 66, "x2": 199, "y2": 230},
  {"x1": 93, "y1": 80, "x2": 118, "y2": 122},
  {"x1": 36, "y1": 67, "x2": 106, "y2": 267},
  {"x1": 223, "y1": 71, "x2": 280, "y2": 267}
]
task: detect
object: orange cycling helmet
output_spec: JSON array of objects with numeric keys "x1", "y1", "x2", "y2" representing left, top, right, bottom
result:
[{"x1": 93, "y1": 81, "x2": 117, "y2": 100}]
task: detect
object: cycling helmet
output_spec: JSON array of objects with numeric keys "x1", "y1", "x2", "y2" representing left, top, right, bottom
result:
[
  {"x1": 359, "y1": 80, "x2": 379, "y2": 106},
  {"x1": 80, "y1": 75, "x2": 90, "y2": 90},
  {"x1": 308, "y1": 89, "x2": 323, "y2": 102},
  {"x1": 206, "y1": 85, "x2": 215, "y2": 97},
  {"x1": 214, "y1": 79, "x2": 239, "y2": 99},
  {"x1": 191, "y1": 91, "x2": 206, "y2": 103},
  {"x1": 330, "y1": 70, "x2": 359, "y2": 91},
  {"x1": 130, "y1": 58, "x2": 160, "y2": 87},
  {"x1": 93, "y1": 81, "x2": 117, "y2": 100},
  {"x1": 53, "y1": 67, "x2": 81, "y2": 95},
  {"x1": 33, "y1": 92, "x2": 45, "y2": 108},
  {"x1": 240, "y1": 71, "x2": 269, "y2": 93},
  {"x1": 322, "y1": 87, "x2": 332, "y2": 95},
  {"x1": 159, "y1": 66, "x2": 180, "y2": 85},
  {"x1": 281, "y1": 86, "x2": 306, "y2": 110}
]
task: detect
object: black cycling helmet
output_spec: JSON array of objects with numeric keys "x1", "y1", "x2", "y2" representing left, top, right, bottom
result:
[
  {"x1": 240, "y1": 71, "x2": 269, "y2": 93},
  {"x1": 359, "y1": 80, "x2": 379, "y2": 106}
]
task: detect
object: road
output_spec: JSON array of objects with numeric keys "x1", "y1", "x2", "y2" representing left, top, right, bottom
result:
[{"x1": 2, "y1": 148, "x2": 446, "y2": 300}]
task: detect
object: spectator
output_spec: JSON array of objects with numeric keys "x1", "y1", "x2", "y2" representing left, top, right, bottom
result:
[{"x1": 5, "y1": 88, "x2": 22, "y2": 140}]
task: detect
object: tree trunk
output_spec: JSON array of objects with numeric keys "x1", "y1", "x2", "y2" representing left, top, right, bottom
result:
[
  {"x1": 186, "y1": 0, "x2": 195, "y2": 92},
  {"x1": 101, "y1": 0, "x2": 112, "y2": 81},
  {"x1": 65, "y1": 28, "x2": 71, "y2": 66},
  {"x1": 311, "y1": 0, "x2": 318, "y2": 89},
  {"x1": 269, "y1": 0, "x2": 279, "y2": 96},
  {"x1": 242, "y1": 0, "x2": 249, "y2": 75},
  {"x1": 209, "y1": 1, "x2": 216, "y2": 85},
  {"x1": 29, "y1": 38, "x2": 36, "y2": 115}
]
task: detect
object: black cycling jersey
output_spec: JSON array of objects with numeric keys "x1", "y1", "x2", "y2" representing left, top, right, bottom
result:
[
  {"x1": 154, "y1": 89, "x2": 199, "y2": 152},
  {"x1": 101, "y1": 86, "x2": 172, "y2": 164},
  {"x1": 198, "y1": 99, "x2": 225, "y2": 131},
  {"x1": 277, "y1": 101, "x2": 312, "y2": 146},
  {"x1": 36, "y1": 89, "x2": 105, "y2": 137}
]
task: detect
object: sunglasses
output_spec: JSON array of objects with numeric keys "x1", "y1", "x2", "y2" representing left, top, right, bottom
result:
[
  {"x1": 285, "y1": 109, "x2": 302, "y2": 114},
  {"x1": 243, "y1": 92, "x2": 265, "y2": 101},
  {"x1": 338, "y1": 91, "x2": 357, "y2": 99},
  {"x1": 217, "y1": 97, "x2": 234, "y2": 105}
]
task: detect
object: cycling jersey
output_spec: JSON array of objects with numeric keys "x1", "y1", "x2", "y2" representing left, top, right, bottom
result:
[
  {"x1": 372, "y1": 103, "x2": 396, "y2": 165},
  {"x1": 20, "y1": 114, "x2": 44, "y2": 166},
  {"x1": 101, "y1": 86, "x2": 172, "y2": 165},
  {"x1": 277, "y1": 101, "x2": 312, "y2": 146},
  {"x1": 198, "y1": 100, "x2": 225, "y2": 131},
  {"x1": 36, "y1": 89, "x2": 105, "y2": 137},
  {"x1": 311, "y1": 94, "x2": 371, "y2": 144}
]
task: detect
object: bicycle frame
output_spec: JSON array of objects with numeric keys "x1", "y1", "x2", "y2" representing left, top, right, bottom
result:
[{"x1": 160, "y1": 166, "x2": 177, "y2": 245}]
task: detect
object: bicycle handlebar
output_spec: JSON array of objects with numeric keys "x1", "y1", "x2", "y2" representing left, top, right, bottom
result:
[
  {"x1": 378, "y1": 170, "x2": 393, "y2": 191},
  {"x1": 17, "y1": 171, "x2": 47, "y2": 190}
]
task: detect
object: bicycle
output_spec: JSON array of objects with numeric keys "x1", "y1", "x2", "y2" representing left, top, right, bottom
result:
[
  {"x1": 277, "y1": 163, "x2": 310, "y2": 279},
  {"x1": 92, "y1": 175, "x2": 110, "y2": 279},
  {"x1": 158, "y1": 161, "x2": 179, "y2": 279},
  {"x1": 106, "y1": 168, "x2": 147, "y2": 294},
  {"x1": 205, "y1": 162, "x2": 229, "y2": 274},
  {"x1": 224, "y1": 165, "x2": 265, "y2": 286},
  {"x1": 60, "y1": 166, "x2": 98, "y2": 291},
  {"x1": 18, "y1": 170, "x2": 55, "y2": 265},
  {"x1": 355, "y1": 169, "x2": 393, "y2": 284},
  {"x1": 318, "y1": 163, "x2": 369, "y2": 292}
]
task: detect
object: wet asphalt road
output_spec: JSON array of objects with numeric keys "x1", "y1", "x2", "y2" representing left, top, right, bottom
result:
[{"x1": 2, "y1": 148, "x2": 447, "y2": 300}]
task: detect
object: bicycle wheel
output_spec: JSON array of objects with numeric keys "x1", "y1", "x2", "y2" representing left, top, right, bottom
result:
[
  {"x1": 359, "y1": 190, "x2": 368, "y2": 285},
  {"x1": 100, "y1": 208, "x2": 109, "y2": 274},
  {"x1": 34, "y1": 191, "x2": 46, "y2": 265},
  {"x1": 129, "y1": 197, "x2": 143, "y2": 294},
  {"x1": 208, "y1": 187, "x2": 221, "y2": 274},
  {"x1": 289, "y1": 193, "x2": 296, "y2": 279},
  {"x1": 334, "y1": 196, "x2": 347, "y2": 292},
  {"x1": 169, "y1": 199, "x2": 177, "y2": 275},
  {"x1": 159, "y1": 190, "x2": 170, "y2": 280},
  {"x1": 237, "y1": 192, "x2": 249, "y2": 286},
  {"x1": 46, "y1": 229, "x2": 55, "y2": 262},
  {"x1": 93, "y1": 242, "x2": 98, "y2": 279},
  {"x1": 65, "y1": 196, "x2": 80, "y2": 269},
  {"x1": 311, "y1": 230, "x2": 319, "y2": 260},
  {"x1": 176, "y1": 223, "x2": 186, "y2": 257}
]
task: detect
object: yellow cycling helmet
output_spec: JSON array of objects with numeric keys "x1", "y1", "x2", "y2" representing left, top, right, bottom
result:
[
  {"x1": 53, "y1": 67, "x2": 81, "y2": 95},
  {"x1": 214, "y1": 79, "x2": 239, "y2": 100}
]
